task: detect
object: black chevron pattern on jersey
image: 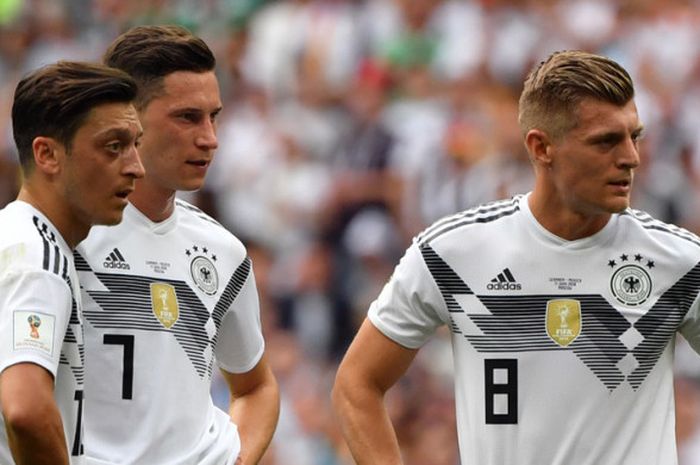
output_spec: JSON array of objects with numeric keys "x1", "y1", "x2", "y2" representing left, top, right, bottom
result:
[
  {"x1": 74, "y1": 252, "x2": 90, "y2": 271},
  {"x1": 417, "y1": 196, "x2": 521, "y2": 246},
  {"x1": 85, "y1": 272, "x2": 213, "y2": 378},
  {"x1": 420, "y1": 245, "x2": 472, "y2": 314},
  {"x1": 629, "y1": 261, "x2": 700, "y2": 388},
  {"x1": 77, "y1": 250, "x2": 253, "y2": 380},
  {"x1": 421, "y1": 244, "x2": 697, "y2": 391},
  {"x1": 473, "y1": 294, "x2": 630, "y2": 390},
  {"x1": 419, "y1": 243, "x2": 469, "y2": 336},
  {"x1": 60, "y1": 275, "x2": 85, "y2": 386},
  {"x1": 206, "y1": 257, "x2": 251, "y2": 377}
]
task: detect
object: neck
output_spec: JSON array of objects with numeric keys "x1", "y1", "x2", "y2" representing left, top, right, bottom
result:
[
  {"x1": 17, "y1": 185, "x2": 88, "y2": 249},
  {"x1": 528, "y1": 188, "x2": 611, "y2": 241},
  {"x1": 128, "y1": 178, "x2": 177, "y2": 223}
]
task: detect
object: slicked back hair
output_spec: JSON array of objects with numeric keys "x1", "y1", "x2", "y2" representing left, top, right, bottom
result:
[
  {"x1": 12, "y1": 60, "x2": 137, "y2": 171},
  {"x1": 104, "y1": 25, "x2": 216, "y2": 110},
  {"x1": 518, "y1": 50, "x2": 635, "y2": 140}
]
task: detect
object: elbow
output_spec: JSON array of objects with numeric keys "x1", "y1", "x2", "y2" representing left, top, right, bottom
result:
[
  {"x1": 331, "y1": 365, "x2": 363, "y2": 418},
  {"x1": 2, "y1": 403, "x2": 48, "y2": 438},
  {"x1": 266, "y1": 375, "x2": 282, "y2": 422},
  {"x1": 1, "y1": 390, "x2": 57, "y2": 439}
]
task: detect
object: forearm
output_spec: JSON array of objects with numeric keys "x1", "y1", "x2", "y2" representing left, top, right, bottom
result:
[
  {"x1": 229, "y1": 377, "x2": 280, "y2": 465},
  {"x1": 1, "y1": 363, "x2": 69, "y2": 465},
  {"x1": 332, "y1": 381, "x2": 403, "y2": 465},
  {"x1": 5, "y1": 419, "x2": 69, "y2": 465}
]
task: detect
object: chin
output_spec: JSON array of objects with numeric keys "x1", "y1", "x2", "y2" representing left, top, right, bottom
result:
[
  {"x1": 606, "y1": 199, "x2": 630, "y2": 214},
  {"x1": 95, "y1": 211, "x2": 125, "y2": 226},
  {"x1": 179, "y1": 181, "x2": 205, "y2": 192}
]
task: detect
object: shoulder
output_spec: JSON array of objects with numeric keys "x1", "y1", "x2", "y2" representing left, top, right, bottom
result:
[
  {"x1": 621, "y1": 208, "x2": 700, "y2": 251},
  {"x1": 0, "y1": 204, "x2": 70, "y2": 280},
  {"x1": 415, "y1": 195, "x2": 522, "y2": 247},
  {"x1": 175, "y1": 198, "x2": 225, "y2": 229},
  {"x1": 175, "y1": 199, "x2": 247, "y2": 259}
]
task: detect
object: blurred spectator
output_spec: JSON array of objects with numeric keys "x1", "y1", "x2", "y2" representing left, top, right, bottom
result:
[{"x1": 5, "y1": 1, "x2": 700, "y2": 463}]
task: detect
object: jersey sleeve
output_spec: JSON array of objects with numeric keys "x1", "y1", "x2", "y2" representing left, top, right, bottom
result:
[
  {"x1": 0, "y1": 269, "x2": 72, "y2": 378},
  {"x1": 214, "y1": 260, "x2": 265, "y2": 374},
  {"x1": 368, "y1": 241, "x2": 447, "y2": 349},
  {"x1": 679, "y1": 286, "x2": 700, "y2": 354}
]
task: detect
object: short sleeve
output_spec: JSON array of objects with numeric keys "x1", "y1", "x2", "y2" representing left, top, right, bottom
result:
[
  {"x1": 214, "y1": 260, "x2": 265, "y2": 374},
  {"x1": 368, "y1": 242, "x2": 447, "y2": 349},
  {"x1": 0, "y1": 270, "x2": 72, "y2": 377},
  {"x1": 679, "y1": 290, "x2": 700, "y2": 355}
]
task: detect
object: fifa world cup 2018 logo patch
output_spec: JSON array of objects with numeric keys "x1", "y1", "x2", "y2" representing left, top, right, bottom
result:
[{"x1": 27, "y1": 314, "x2": 41, "y2": 339}]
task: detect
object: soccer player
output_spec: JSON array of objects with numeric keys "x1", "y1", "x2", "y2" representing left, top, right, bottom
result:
[
  {"x1": 76, "y1": 25, "x2": 280, "y2": 465},
  {"x1": 0, "y1": 61, "x2": 143, "y2": 465},
  {"x1": 332, "y1": 49, "x2": 700, "y2": 464}
]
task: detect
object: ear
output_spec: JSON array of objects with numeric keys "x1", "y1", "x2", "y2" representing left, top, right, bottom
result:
[
  {"x1": 524, "y1": 129, "x2": 553, "y2": 167},
  {"x1": 31, "y1": 137, "x2": 63, "y2": 175}
]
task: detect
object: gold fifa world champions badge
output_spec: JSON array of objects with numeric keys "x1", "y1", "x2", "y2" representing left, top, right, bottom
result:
[
  {"x1": 546, "y1": 299, "x2": 581, "y2": 347},
  {"x1": 150, "y1": 282, "x2": 179, "y2": 329}
]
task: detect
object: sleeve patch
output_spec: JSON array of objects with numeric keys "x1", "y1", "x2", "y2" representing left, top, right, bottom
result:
[{"x1": 13, "y1": 310, "x2": 56, "y2": 356}]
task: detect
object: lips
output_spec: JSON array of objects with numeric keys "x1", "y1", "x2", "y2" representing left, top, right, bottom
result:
[
  {"x1": 115, "y1": 188, "x2": 134, "y2": 199},
  {"x1": 186, "y1": 159, "x2": 210, "y2": 167}
]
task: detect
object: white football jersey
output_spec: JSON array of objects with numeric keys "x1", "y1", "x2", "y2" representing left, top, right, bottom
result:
[
  {"x1": 369, "y1": 193, "x2": 700, "y2": 465},
  {"x1": 0, "y1": 201, "x2": 85, "y2": 464},
  {"x1": 76, "y1": 200, "x2": 264, "y2": 465}
]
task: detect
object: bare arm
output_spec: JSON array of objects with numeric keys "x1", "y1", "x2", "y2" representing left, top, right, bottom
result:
[
  {"x1": 332, "y1": 318, "x2": 418, "y2": 465},
  {"x1": 0, "y1": 363, "x2": 69, "y2": 465},
  {"x1": 221, "y1": 355, "x2": 280, "y2": 465}
]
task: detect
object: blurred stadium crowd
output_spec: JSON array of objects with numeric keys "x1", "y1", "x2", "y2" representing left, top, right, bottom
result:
[{"x1": 3, "y1": 0, "x2": 700, "y2": 463}]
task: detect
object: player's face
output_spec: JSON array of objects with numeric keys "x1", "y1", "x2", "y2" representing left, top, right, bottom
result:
[
  {"x1": 62, "y1": 101, "x2": 144, "y2": 226},
  {"x1": 137, "y1": 70, "x2": 222, "y2": 193},
  {"x1": 548, "y1": 98, "x2": 643, "y2": 216}
]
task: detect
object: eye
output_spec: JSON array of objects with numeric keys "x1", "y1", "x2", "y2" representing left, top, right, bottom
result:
[
  {"x1": 594, "y1": 138, "x2": 616, "y2": 151},
  {"x1": 105, "y1": 141, "x2": 122, "y2": 154},
  {"x1": 178, "y1": 112, "x2": 201, "y2": 123}
]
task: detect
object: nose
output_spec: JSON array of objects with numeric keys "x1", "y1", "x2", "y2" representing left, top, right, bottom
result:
[
  {"x1": 195, "y1": 119, "x2": 218, "y2": 151},
  {"x1": 616, "y1": 136, "x2": 641, "y2": 170},
  {"x1": 124, "y1": 146, "x2": 145, "y2": 179}
]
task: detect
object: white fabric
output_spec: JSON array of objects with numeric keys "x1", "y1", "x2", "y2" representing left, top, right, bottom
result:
[
  {"x1": 0, "y1": 200, "x2": 85, "y2": 464},
  {"x1": 369, "y1": 193, "x2": 700, "y2": 465},
  {"x1": 77, "y1": 200, "x2": 264, "y2": 465}
]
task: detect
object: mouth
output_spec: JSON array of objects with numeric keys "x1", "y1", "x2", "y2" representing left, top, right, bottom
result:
[
  {"x1": 115, "y1": 188, "x2": 133, "y2": 200},
  {"x1": 186, "y1": 160, "x2": 210, "y2": 167},
  {"x1": 608, "y1": 178, "x2": 632, "y2": 194}
]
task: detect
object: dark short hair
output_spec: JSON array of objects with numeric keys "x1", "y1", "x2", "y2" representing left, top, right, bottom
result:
[
  {"x1": 12, "y1": 60, "x2": 137, "y2": 170},
  {"x1": 518, "y1": 50, "x2": 635, "y2": 140},
  {"x1": 104, "y1": 25, "x2": 216, "y2": 109}
]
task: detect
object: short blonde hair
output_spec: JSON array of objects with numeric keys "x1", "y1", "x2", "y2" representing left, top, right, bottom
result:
[{"x1": 518, "y1": 50, "x2": 634, "y2": 140}]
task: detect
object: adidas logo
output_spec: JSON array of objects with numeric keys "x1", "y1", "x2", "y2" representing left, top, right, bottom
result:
[
  {"x1": 103, "y1": 248, "x2": 131, "y2": 270},
  {"x1": 487, "y1": 268, "x2": 521, "y2": 291}
]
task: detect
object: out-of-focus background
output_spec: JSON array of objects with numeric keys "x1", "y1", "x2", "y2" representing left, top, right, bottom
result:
[{"x1": 3, "y1": 0, "x2": 700, "y2": 463}]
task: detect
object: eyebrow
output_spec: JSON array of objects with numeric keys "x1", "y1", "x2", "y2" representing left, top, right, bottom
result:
[
  {"x1": 171, "y1": 105, "x2": 223, "y2": 114},
  {"x1": 96, "y1": 127, "x2": 142, "y2": 141},
  {"x1": 586, "y1": 124, "x2": 645, "y2": 143}
]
